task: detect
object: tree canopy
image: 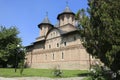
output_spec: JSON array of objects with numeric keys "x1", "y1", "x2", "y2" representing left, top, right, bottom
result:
[
  {"x1": 0, "y1": 26, "x2": 22, "y2": 67},
  {"x1": 76, "y1": 0, "x2": 120, "y2": 79}
]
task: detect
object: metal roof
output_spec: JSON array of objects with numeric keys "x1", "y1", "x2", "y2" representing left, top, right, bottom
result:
[
  {"x1": 57, "y1": 6, "x2": 75, "y2": 19},
  {"x1": 41, "y1": 16, "x2": 51, "y2": 24},
  {"x1": 63, "y1": 6, "x2": 72, "y2": 12},
  {"x1": 38, "y1": 16, "x2": 53, "y2": 28}
]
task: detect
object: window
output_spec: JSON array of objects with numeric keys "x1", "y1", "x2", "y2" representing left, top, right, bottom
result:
[
  {"x1": 51, "y1": 33, "x2": 52, "y2": 37},
  {"x1": 53, "y1": 32, "x2": 55, "y2": 36},
  {"x1": 67, "y1": 15, "x2": 69, "y2": 23},
  {"x1": 52, "y1": 53, "x2": 54, "y2": 60},
  {"x1": 74, "y1": 36, "x2": 76, "y2": 40},
  {"x1": 49, "y1": 45, "x2": 51, "y2": 48},
  {"x1": 62, "y1": 52, "x2": 64, "y2": 59},
  {"x1": 64, "y1": 42, "x2": 66, "y2": 46},
  {"x1": 43, "y1": 46, "x2": 45, "y2": 49},
  {"x1": 57, "y1": 43, "x2": 59, "y2": 47},
  {"x1": 45, "y1": 54, "x2": 47, "y2": 60}
]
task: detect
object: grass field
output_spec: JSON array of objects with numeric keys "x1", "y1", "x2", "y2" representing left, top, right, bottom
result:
[
  {"x1": 0, "y1": 68, "x2": 89, "y2": 78},
  {"x1": 82, "y1": 77, "x2": 91, "y2": 80}
]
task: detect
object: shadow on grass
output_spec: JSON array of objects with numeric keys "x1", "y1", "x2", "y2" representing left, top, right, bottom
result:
[{"x1": 77, "y1": 73, "x2": 90, "y2": 77}]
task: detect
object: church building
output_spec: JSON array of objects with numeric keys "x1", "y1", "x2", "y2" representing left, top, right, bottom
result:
[{"x1": 25, "y1": 6, "x2": 93, "y2": 70}]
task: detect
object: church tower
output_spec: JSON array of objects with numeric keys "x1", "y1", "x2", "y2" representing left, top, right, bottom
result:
[
  {"x1": 57, "y1": 5, "x2": 75, "y2": 26},
  {"x1": 38, "y1": 14, "x2": 53, "y2": 36}
]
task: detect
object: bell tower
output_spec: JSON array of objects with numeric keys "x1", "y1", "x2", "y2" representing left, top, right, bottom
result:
[
  {"x1": 38, "y1": 13, "x2": 53, "y2": 36},
  {"x1": 57, "y1": 3, "x2": 75, "y2": 26}
]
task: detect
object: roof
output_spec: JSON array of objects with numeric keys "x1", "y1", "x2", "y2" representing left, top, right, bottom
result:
[
  {"x1": 38, "y1": 16, "x2": 53, "y2": 28},
  {"x1": 42, "y1": 16, "x2": 51, "y2": 24},
  {"x1": 57, "y1": 6, "x2": 75, "y2": 19},
  {"x1": 64, "y1": 6, "x2": 72, "y2": 12}
]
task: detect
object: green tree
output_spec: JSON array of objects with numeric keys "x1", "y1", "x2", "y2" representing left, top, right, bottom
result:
[
  {"x1": 0, "y1": 26, "x2": 22, "y2": 68},
  {"x1": 77, "y1": 0, "x2": 120, "y2": 79}
]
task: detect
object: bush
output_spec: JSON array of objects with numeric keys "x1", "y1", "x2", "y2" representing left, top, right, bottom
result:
[
  {"x1": 89, "y1": 64, "x2": 120, "y2": 80},
  {"x1": 52, "y1": 65, "x2": 62, "y2": 77},
  {"x1": 90, "y1": 65, "x2": 106, "y2": 80}
]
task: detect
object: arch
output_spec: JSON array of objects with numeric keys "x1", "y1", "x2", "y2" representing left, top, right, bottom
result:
[{"x1": 45, "y1": 27, "x2": 62, "y2": 40}]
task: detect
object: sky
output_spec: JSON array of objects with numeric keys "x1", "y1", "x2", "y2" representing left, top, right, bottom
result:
[{"x1": 0, "y1": 0, "x2": 88, "y2": 46}]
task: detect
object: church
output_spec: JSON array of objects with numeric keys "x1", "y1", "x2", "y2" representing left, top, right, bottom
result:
[{"x1": 25, "y1": 6, "x2": 93, "y2": 70}]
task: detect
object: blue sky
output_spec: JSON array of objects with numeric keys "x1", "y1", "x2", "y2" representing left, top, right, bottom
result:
[{"x1": 0, "y1": 0, "x2": 88, "y2": 46}]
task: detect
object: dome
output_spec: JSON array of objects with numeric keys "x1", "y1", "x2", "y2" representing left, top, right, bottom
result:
[
  {"x1": 38, "y1": 16, "x2": 53, "y2": 28},
  {"x1": 57, "y1": 6, "x2": 75, "y2": 20}
]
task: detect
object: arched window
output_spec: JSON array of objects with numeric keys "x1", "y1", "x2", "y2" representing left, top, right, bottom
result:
[
  {"x1": 49, "y1": 45, "x2": 51, "y2": 48},
  {"x1": 74, "y1": 36, "x2": 76, "y2": 40},
  {"x1": 45, "y1": 54, "x2": 47, "y2": 60},
  {"x1": 62, "y1": 52, "x2": 64, "y2": 59},
  {"x1": 52, "y1": 53, "x2": 54, "y2": 60},
  {"x1": 64, "y1": 42, "x2": 66, "y2": 46},
  {"x1": 57, "y1": 43, "x2": 59, "y2": 47}
]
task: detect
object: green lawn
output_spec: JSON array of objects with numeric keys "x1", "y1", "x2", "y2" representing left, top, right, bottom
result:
[
  {"x1": 0, "y1": 68, "x2": 89, "y2": 78},
  {"x1": 82, "y1": 77, "x2": 91, "y2": 80}
]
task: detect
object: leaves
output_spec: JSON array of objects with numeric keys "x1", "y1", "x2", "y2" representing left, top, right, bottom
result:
[
  {"x1": 0, "y1": 26, "x2": 21, "y2": 67},
  {"x1": 77, "y1": 0, "x2": 120, "y2": 79}
]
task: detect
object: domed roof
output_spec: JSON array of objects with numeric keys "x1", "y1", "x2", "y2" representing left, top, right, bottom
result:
[
  {"x1": 38, "y1": 16, "x2": 53, "y2": 28},
  {"x1": 64, "y1": 6, "x2": 72, "y2": 12},
  {"x1": 57, "y1": 6, "x2": 75, "y2": 19},
  {"x1": 41, "y1": 16, "x2": 51, "y2": 24}
]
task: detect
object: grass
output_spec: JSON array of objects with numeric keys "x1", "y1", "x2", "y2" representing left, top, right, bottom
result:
[
  {"x1": 82, "y1": 77, "x2": 91, "y2": 80},
  {"x1": 0, "y1": 68, "x2": 89, "y2": 78}
]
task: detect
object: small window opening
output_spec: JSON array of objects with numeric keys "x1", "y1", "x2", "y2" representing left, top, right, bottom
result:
[
  {"x1": 45, "y1": 54, "x2": 47, "y2": 60},
  {"x1": 74, "y1": 36, "x2": 76, "y2": 40},
  {"x1": 62, "y1": 52, "x2": 64, "y2": 59},
  {"x1": 57, "y1": 43, "x2": 59, "y2": 47},
  {"x1": 64, "y1": 42, "x2": 66, "y2": 46},
  {"x1": 49, "y1": 45, "x2": 51, "y2": 48},
  {"x1": 52, "y1": 53, "x2": 54, "y2": 60}
]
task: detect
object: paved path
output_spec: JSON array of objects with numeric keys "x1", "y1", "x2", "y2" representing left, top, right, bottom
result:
[{"x1": 0, "y1": 77, "x2": 85, "y2": 80}]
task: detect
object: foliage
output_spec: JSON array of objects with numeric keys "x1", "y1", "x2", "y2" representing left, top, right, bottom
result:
[
  {"x1": 76, "y1": 0, "x2": 120, "y2": 79},
  {"x1": 18, "y1": 47, "x2": 26, "y2": 75},
  {"x1": 52, "y1": 65, "x2": 62, "y2": 77},
  {"x1": 90, "y1": 65, "x2": 107, "y2": 80},
  {"x1": 0, "y1": 26, "x2": 22, "y2": 68},
  {"x1": 19, "y1": 60, "x2": 24, "y2": 75},
  {"x1": 0, "y1": 68, "x2": 89, "y2": 77}
]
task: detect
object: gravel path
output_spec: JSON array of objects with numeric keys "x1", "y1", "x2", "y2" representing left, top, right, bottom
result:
[{"x1": 0, "y1": 77, "x2": 85, "y2": 80}]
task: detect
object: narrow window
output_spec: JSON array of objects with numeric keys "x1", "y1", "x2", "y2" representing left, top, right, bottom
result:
[
  {"x1": 45, "y1": 54, "x2": 47, "y2": 60},
  {"x1": 62, "y1": 52, "x2": 64, "y2": 59},
  {"x1": 74, "y1": 36, "x2": 76, "y2": 40},
  {"x1": 67, "y1": 15, "x2": 69, "y2": 23},
  {"x1": 51, "y1": 33, "x2": 52, "y2": 37},
  {"x1": 49, "y1": 45, "x2": 51, "y2": 48},
  {"x1": 64, "y1": 42, "x2": 66, "y2": 46},
  {"x1": 43, "y1": 46, "x2": 45, "y2": 49},
  {"x1": 54, "y1": 32, "x2": 55, "y2": 36},
  {"x1": 57, "y1": 43, "x2": 59, "y2": 47},
  {"x1": 52, "y1": 53, "x2": 54, "y2": 60}
]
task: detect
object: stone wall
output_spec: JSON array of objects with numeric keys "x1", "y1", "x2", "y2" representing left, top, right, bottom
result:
[
  {"x1": 25, "y1": 33, "x2": 92, "y2": 70},
  {"x1": 26, "y1": 44, "x2": 91, "y2": 70}
]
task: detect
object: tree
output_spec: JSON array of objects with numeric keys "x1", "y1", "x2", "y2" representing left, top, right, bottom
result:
[
  {"x1": 0, "y1": 26, "x2": 22, "y2": 68},
  {"x1": 77, "y1": 0, "x2": 120, "y2": 79}
]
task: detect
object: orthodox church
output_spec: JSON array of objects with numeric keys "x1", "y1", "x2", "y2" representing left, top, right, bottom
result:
[{"x1": 25, "y1": 6, "x2": 93, "y2": 70}]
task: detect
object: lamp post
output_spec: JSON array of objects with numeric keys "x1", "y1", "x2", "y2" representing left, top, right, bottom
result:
[{"x1": 15, "y1": 44, "x2": 20, "y2": 72}]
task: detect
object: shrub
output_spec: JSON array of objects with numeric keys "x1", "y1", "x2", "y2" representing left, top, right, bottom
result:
[
  {"x1": 52, "y1": 65, "x2": 62, "y2": 77},
  {"x1": 90, "y1": 65, "x2": 105, "y2": 80}
]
